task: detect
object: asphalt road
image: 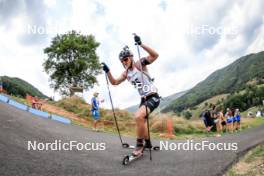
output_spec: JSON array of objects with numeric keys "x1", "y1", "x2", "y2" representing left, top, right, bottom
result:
[{"x1": 0, "y1": 101, "x2": 264, "y2": 176}]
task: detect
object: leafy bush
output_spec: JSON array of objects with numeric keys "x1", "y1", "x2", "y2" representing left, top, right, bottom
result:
[
  {"x1": 183, "y1": 110, "x2": 192, "y2": 120},
  {"x1": 223, "y1": 85, "x2": 264, "y2": 111}
]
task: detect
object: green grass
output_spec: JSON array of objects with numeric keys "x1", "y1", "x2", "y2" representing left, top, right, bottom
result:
[
  {"x1": 240, "y1": 106, "x2": 264, "y2": 118},
  {"x1": 10, "y1": 95, "x2": 30, "y2": 106},
  {"x1": 6, "y1": 94, "x2": 264, "y2": 140},
  {"x1": 251, "y1": 117, "x2": 264, "y2": 127},
  {"x1": 226, "y1": 144, "x2": 264, "y2": 176},
  {"x1": 71, "y1": 116, "x2": 264, "y2": 140},
  {"x1": 245, "y1": 145, "x2": 264, "y2": 163}
]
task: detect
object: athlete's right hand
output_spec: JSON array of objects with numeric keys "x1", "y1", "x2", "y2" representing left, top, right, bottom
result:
[{"x1": 101, "y1": 62, "x2": 110, "y2": 73}]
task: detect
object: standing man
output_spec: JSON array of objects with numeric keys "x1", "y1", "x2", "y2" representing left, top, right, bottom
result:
[
  {"x1": 202, "y1": 109, "x2": 213, "y2": 132},
  {"x1": 102, "y1": 34, "x2": 160, "y2": 156},
  {"x1": 91, "y1": 92, "x2": 101, "y2": 131},
  {"x1": 235, "y1": 108, "x2": 241, "y2": 131},
  {"x1": 0, "y1": 78, "x2": 3, "y2": 93}
]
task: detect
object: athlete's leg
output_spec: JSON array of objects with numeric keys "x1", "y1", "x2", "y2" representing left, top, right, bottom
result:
[
  {"x1": 133, "y1": 105, "x2": 148, "y2": 156},
  {"x1": 226, "y1": 122, "x2": 230, "y2": 133},
  {"x1": 143, "y1": 105, "x2": 151, "y2": 140},
  {"x1": 144, "y1": 121, "x2": 153, "y2": 148},
  {"x1": 93, "y1": 120, "x2": 98, "y2": 130},
  {"x1": 233, "y1": 117, "x2": 237, "y2": 131},
  {"x1": 230, "y1": 121, "x2": 233, "y2": 133},
  {"x1": 142, "y1": 95, "x2": 160, "y2": 139},
  {"x1": 134, "y1": 105, "x2": 148, "y2": 139},
  {"x1": 92, "y1": 120, "x2": 96, "y2": 130},
  {"x1": 216, "y1": 119, "x2": 222, "y2": 136},
  {"x1": 95, "y1": 120, "x2": 98, "y2": 129},
  {"x1": 144, "y1": 122, "x2": 149, "y2": 140}
]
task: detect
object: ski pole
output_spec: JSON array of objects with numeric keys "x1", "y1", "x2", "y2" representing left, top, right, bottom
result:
[
  {"x1": 104, "y1": 72, "x2": 129, "y2": 148},
  {"x1": 133, "y1": 34, "x2": 152, "y2": 161}
]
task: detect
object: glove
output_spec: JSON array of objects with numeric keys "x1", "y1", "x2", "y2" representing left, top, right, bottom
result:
[
  {"x1": 101, "y1": 62, "x2": 110, "y2": 73},
  {"x1": 134, "y1": 34, "x2": 142, "y2": 45}
]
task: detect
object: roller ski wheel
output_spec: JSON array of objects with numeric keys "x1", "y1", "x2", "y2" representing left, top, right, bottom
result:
[
  {"x1": 122, "y1": 143, "x2": 135, "y2": 149},
  {"x1": 122, "y1": 153, "x2": 143, "y2": 165}
]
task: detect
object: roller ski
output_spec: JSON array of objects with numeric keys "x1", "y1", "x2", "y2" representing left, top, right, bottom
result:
[
  {"x1": 122, "y1": 139, "x2": 145, "y2": 165},
  {"x1": 122, "y1": 139, "x2": 159, "y2": 165},
  {"x1": 122, "y1": 143, "x2": 136, "y2": 149},
  {"x1": 123, "y1": 139, "x2": 160, "y2": 151},
  {"x1": 122, "y1": 152, "x2": 144, "y2": 165}
]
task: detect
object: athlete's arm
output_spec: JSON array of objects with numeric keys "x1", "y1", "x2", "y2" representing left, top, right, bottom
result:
[
  {"x1": 134, "y1": 35, "x2": 159, "y2": 65},
  {"x1": 107, "y1": 71, "x2": 126, "y2": 85},
  {"x1": 140, "y1": 44, "x2": 159, "y2": 64},
  {"x1": 102, "y1": 62, "x2": 126, "y2": 85}
]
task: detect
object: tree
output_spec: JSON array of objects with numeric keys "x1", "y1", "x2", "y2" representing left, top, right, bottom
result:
[
  {"x1": 43, "y1": 30, "x2": 101, "y2": 96},
  {"x1": 183, "y1": 110, "x2": 192, "y2": 120}
]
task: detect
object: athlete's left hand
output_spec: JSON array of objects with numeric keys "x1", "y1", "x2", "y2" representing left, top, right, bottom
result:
[{"x1": 134, "y1": 34, "x2": 142, "y2": 45}]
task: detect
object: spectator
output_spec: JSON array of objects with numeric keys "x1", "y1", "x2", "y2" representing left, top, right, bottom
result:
[
  {"x1": 232, "y1": 108, "x2": 237, "y2": 132},
  {"x1": 91, "y1": 92, "x2": 101, "y2": 131},
  {"x1": 247, "y1": 111, "x2": 254, "y2": 118},
  {"x1": 31, "y1": 97, "x2": 37, "y2": 109},
  {"x1": 202, "y1": 109, "x2": 213, "y2": 132},
  {"x1": 201, "y1": 111, "x2": 208, "y2": 129},
  {"x1": 219, "y1": 109, "x2": 227, "y2": 133},
  {"x1": 256, "y1": 111, "x2": 262, "y2": 117},
  {"x1": 0, "y1": 82, "x2": 3, "y2": 93},
  {"x1": 225, "y1": 108, "x2": 233, "y2": 133},
  {"x1": 31, "y1": 96, "x2": 42, "y2": 110},
  {"x1": 209, "y1": 104, "x2": 217, "y2": 132},
  {"x1": 212, "y1": 111, "x2": 222, "y2": 137},
  {"x1": 235, "y1": 108, "x2": 241, "y2": 131}
]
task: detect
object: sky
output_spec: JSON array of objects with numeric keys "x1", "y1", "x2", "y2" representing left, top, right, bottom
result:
[{"x1": 0, "y1": 0, "x2": 264, "y2": 109}]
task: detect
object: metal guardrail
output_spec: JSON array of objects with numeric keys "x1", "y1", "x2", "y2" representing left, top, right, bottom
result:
[{"x1": 0, "y1": 93, "x2": 71, "y2": 125}]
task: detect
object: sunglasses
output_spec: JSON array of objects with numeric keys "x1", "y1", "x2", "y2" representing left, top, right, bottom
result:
[{"x1": 121, "y1": 57, "x2": 129, "y2": 62}]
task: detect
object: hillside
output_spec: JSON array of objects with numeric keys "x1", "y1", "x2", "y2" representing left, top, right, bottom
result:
[
  {"x1": 188, "y1": 94, "x2": 229, "y2": 119},
  {"x1": 126, "y1": 90, "x2": 187, "y2": 112},
  {"x1": 169, "y1": 84, "x2": 264, "y2": 120},
  {"x1": 0, "y1": 76, "x2": 48, "y2": 98},
  {"x1": 163, "y1": 51, "x2": 264, "y2": 113}
]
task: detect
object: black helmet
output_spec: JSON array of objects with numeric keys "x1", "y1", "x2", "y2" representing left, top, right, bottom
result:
[{"x1": 119, "y1": 46, "x2": 133, "y2": 61}]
